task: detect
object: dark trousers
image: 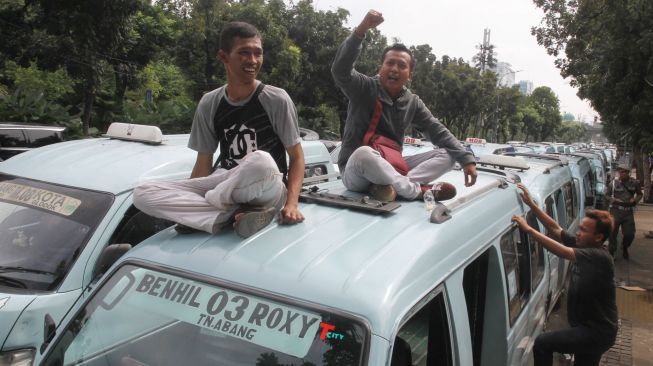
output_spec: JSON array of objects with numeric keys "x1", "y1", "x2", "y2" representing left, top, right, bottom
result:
[
  {"x1": 609, "y1": 209, "x2": 635, "y2": 255},
  {"x1": 534, "y1": 326, "x2": 613, "y2": 366}
]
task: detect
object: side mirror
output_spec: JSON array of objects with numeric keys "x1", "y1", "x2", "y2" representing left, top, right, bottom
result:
[
  {"x1": 585, "y1": 196, "x2": 595, "y2": 207},
  {"x1": 40, "y1": 313, "x2": 56, "y2": 354},
  {"x1": 92, "y1": 244, "x2": 132, "y2": 280}
]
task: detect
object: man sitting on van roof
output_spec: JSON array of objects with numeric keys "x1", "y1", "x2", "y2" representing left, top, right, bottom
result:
[
  {"x1": 331, "y1": 10, "x2": 477, "y2": 202},
  {"x1": 512, "y1": 183, "x2": 617, "y2": 366},
  {"x1": 134, "y1": 21, "x2": 305, "y2": 238}
]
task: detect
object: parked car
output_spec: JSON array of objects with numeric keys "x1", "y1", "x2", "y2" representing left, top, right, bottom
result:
[{"x1": 0, "y1": 123, "x2": 67, "y2": 160}]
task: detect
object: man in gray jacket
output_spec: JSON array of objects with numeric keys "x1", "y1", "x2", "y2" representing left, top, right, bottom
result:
[{"x1": 332, "y1": 10, "x2": 477, "y2": 201}]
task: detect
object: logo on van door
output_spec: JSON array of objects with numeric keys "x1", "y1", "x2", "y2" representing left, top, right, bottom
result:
[{"x1": 318, "y1": 322, "x2": 345, "y2": 341}]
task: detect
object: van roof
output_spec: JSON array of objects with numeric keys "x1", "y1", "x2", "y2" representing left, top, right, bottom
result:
[
  {"x1": 0, "y1": 134, "x2": 196, "y2": 194},
  {"x1": 114, "y1": 169, "x2": 524, "y2": 339}
]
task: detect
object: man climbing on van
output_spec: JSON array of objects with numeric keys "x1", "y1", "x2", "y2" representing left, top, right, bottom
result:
[
  {"x1": 331, "y1": 9, "x2": 477, "y2": 202},
  {"x1": 512, "y1": 183, "x2": 617, "y2": 366},
  {"x1": 134, "y1": 21, "x2": 305, "y2": 238},
  {"x1": 606, "y1": 163, "x2": 642, "y2": 259}
]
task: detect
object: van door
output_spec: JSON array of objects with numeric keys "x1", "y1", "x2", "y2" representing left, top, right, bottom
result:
[{"x1": 391, "y1": 288, "x2": 454, "y2": 366}]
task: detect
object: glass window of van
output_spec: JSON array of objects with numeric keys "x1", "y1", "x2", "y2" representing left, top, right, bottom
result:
[
  {"x1": 27, "y1": 129, "x2": 64, "y2": 147},
  {"x1": 526, "y1": 212, "x2": 545, "y2": 290},
  {"x1": 41, "y1": 265, "x2": 368, "y2": 366},
  {"x1": 500, "y1": 228, "x2": 529, "y2": 325},
  {"x1": 393, "y1": 291, "x2": 452, "y2": 366},
  {"x1": 563, "y1": 182, "x2": 576, "y2": 226},
  {"x1": 554, "y1": 189, "x2": 567, "y2": 229},
  {"x1": 0, "y1": 174, "x2": 113, "y2": 291},
  {"x1": 0, "y1": 129, "x2": 27, "y2": 147}
]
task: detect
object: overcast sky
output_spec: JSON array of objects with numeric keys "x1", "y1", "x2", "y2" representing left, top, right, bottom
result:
[{"x1": 311, "y1": 0, "x2": 598, "y2": 123}]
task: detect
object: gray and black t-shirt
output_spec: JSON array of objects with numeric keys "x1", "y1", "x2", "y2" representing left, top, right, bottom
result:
[{"x1": 188, "y1": 81, "x2": 301, "y2": 163}]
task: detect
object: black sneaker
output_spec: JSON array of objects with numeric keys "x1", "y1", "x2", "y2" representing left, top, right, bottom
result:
[
  {"x1": 368, "y1": 184, "x2": 398, "y2": 202},
  {"x1": 421, "y1": 182, "x2": 457, "y2": 201},
  {"x1": 233, "y1": 207, "x2": 277, "y2": 238},
  {"x1": 623, "y1": 247, "x2": 629, "y2": 260}
]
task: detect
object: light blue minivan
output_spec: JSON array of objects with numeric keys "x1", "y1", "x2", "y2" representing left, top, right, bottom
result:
[{"x1": 36, "y1": 153, "x2": 582, "y2": 366}]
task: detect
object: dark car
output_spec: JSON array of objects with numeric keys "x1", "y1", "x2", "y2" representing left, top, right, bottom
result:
[{"x1": 0, "y1": 123, "x2": 67, "y2": 160}]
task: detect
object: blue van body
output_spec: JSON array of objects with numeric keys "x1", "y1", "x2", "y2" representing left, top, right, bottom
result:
[{"x1": 37, "y1": 152, "x2": 583, "y2": 365}]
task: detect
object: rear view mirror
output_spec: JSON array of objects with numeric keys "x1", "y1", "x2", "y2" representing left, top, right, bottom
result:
[
  {"x1": 40, "y1": 313, "x2": 56, "y2": 354},
  {"x1": 92, "y1": 244, "x2": 132, "y2": 280}
]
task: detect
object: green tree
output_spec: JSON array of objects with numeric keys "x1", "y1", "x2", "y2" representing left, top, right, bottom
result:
[
  {"x1": 532, "y1": 0, "x2": 653, "y2": 173},
  {"x1": 528, "y1": 86, "x2": 561, "y2": 141}
]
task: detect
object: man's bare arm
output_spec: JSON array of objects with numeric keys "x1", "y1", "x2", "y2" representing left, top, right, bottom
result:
[
  {"x1": 280, "y1": 143, "x2": 305, "y2": 224},
  {"x1": 191, "y1": 152, "x2": 213, "y2": 178}
]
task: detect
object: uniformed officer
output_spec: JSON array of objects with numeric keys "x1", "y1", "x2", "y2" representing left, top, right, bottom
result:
[{"x1": 606, "y1": 164, "x2": 643, "y2": 259}]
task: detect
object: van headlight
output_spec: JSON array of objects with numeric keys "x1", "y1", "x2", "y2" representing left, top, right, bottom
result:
[{"x1": 0, "y1": 349, "x2": 34, "y2": 366}]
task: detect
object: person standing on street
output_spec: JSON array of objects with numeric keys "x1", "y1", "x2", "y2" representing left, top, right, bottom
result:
[
  {"x1": 512, "y1": 183, "x2": 617, "y2": 366},
  {"x1": 331, "y1": 9, "x2": 477, "y2": 202},
  {"x1": 134, "y1": 21, "x2": 305, "y2": 237},
  {"x1": 606, "y1": 164, "x2": 642, "y2": 259}
]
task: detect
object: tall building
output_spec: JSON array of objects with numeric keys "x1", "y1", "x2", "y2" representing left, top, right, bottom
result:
[
  {"x1": 494, "y1": 62, "x2": 515, "y2": 87},
  {"x1": 519, "y1": 80, "x2": 533, "y2": 95}
]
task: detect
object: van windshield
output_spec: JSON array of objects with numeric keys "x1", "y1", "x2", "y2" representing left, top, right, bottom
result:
[
  {"x1": 0, "y1": 174, "x2": 113, "y2": 291},
  {"x1": 42, "y1": 265, "x2": 368, "y2": 366}
]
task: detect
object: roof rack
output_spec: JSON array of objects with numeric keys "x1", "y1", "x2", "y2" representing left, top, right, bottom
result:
[
  {"x1": 430, "y1": 178, "x2": 509, "y2": 224},
  {"x1": 477, "y1": 154, "x2": 530, "y2": 171},
  {"x1": 503, "y1": 152, "x2": 567, "y2": 174}
]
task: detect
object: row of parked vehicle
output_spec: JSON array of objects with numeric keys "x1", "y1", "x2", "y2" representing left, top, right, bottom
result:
[{"x1": 0, "y1": 124, "x2": 609, "y2": 365}]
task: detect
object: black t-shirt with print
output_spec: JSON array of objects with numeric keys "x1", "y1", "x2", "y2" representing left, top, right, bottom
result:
[{"x1": 561, "y1": 230, "x2": 618, "y2": 340}]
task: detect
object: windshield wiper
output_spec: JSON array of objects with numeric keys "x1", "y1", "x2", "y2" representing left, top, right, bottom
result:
[
  {"x1": 0, "y1": 275, "x2": 27, "y2": 289},
  {"x1": 0, "y1": 266, "x2": 57, "y2": 276}
]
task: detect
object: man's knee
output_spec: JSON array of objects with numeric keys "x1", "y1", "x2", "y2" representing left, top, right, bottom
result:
[
  {"x1": 349, "y1": 146, "x2": 379, "y2": 165},
  {"x1": 239, "y1": 151, "x2": 280, "y2": 177}
]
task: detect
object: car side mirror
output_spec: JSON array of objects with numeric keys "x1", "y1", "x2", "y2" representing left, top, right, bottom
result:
[
  {"x1": 585, "y1": 196, "x2": 595, "y2": 207},
  {"x1": 92, "y1": 244, "x2": 132, "y2": 280},
  {"x1": 40, "y1": 313, "x2": 56, "y2": 354}
]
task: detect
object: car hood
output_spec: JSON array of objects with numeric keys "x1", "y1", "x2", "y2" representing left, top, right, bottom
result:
[{"x1": 0, "y1": 293, "x2": 36, "y2": 347}]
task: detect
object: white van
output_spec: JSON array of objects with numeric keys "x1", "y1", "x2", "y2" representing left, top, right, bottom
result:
[{"x1": 36, "y1": 154, "x2": 581, "y2": 366}]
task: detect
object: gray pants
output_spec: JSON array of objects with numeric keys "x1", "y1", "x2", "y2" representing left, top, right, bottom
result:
[
  {"x1": 342, "y1": 146, "x2": 455, "y2": 199},
  {"x1": 133, "y1": 150, "x2": 286, "y2": 234}
]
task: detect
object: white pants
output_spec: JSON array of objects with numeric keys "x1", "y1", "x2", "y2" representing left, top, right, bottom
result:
[
  {"x1": 133, "y1": 150, "x2": 286, "y2": 234},
  {"x1": 342, "y1": 146, "x2": 455, "y2": 199}
]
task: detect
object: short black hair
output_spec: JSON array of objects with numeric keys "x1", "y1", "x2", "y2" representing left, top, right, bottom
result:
[
  {"x1": 381, "y1": 43, "x2": 415, "y2": 71},
  {"x1": 220, "y1": 21, "x2": 261, "y2": 52},
  {"x1": 585, "y1": 209, "x2": 613, "y2": 243}
]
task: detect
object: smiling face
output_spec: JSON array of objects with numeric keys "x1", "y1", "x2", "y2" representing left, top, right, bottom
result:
[
  {"x1": 378, "y1": 50, "x2": 412, "y2": 98},
  {"x1": 219, "y1": 36, "x2": 263, "y2": 85}
]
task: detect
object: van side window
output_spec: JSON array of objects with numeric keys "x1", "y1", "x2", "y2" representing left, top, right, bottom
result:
[
  {"x1": 393, "y1": 292, "x2": 453, "y2": 366},
  {"x1": 463, "y1": 248, "x2": 507, "y2": 366},
  {"x1": 563, "y1": 182, "x2": 576, "y2": 226},
  {"x1": 500, "y1": 227, "x2": 530, "y2": 325},
  {"x1": 526, "y1": 212, "x2": 545, "y2": 290},
  {"x1": 109, "y1": 206, "x2": 173, "y2": 246},
  {"x1": 572, "y1": 179, "x2": 580, "y2": 217},
  {"x1": 554, "y1": 189, "x2": 567, "y2": 229},
  {"x1": 0, "y1": 129, "x2": 27, "y2": 147},
  {"x1": 27, "y1": 129, "x2": 64, "y2": 147},
  {"x1": 544, "y1": 196, "x2": 555, "y2": 237}
]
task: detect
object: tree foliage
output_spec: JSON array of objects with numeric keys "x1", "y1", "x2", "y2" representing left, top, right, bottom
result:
[
  {"x1": 0, "y1": 0, "x2": 573, "y2": 144},
  {"x1": 532, "y1": 0, "x2": 653, "y2": 145}
]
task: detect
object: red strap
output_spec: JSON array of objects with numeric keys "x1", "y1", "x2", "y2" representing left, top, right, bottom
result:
[{"x1": 362, "y1": 98, "x2": 383, "y2": 146}]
